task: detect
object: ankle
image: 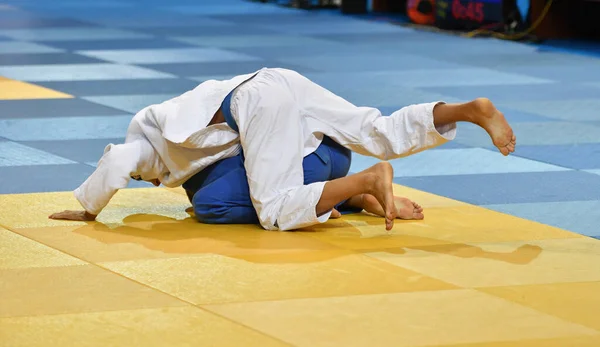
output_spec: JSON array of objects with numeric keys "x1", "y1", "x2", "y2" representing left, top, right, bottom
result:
[{"x1": 470, "y1": 98, "x2": 494, "y2": 123}]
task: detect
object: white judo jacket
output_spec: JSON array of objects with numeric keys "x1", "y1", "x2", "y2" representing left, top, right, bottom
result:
[{"x1": 74, "y1": 70, "x2": 260, "y2": 217}]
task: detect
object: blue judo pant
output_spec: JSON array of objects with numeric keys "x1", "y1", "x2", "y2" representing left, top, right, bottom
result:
[{"x1": 182, "y1": 137, "x2": 359, "y2": 224}]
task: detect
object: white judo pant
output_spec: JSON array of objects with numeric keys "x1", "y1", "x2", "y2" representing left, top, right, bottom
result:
[{"x1": 230, "y1": 68, "x2": 457, "y2": 231}]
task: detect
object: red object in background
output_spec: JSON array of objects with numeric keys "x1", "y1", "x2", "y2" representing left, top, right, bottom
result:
[
  {"x1": 408, "y1": 0, "x2": 436, "y2": 25},
  {"x1": 451, "y1": 0, "x2": 484, "y2": 22}
]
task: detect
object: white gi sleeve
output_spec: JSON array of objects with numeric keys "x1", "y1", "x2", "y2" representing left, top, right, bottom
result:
[
  {"x1": 233, "y1": 79, "x2": 332, "y2": 231},
  {"x1": 73, "y1": 142, "x2": 141, "y2": 215}
]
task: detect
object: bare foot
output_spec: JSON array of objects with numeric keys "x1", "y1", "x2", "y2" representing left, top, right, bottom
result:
[
  {"x1": 363, "y1": 195, "x2": 424, "y2": 220},
  {"x1": 395, "y1": 197, "x2": 425, "y2": 220},
  {"x1": 470, "y1": 98, "x2": 516, "y2": 156},
  {"x1": 364, "y1": 162, "x2": 396, "y2": 230}
]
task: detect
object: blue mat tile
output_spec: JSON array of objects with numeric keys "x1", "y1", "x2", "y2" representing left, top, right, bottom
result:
[
  {"x1": 226, "y1": 42, "x2": 366, "y2": 60},
  {"x1": 260, "y1": 20, "x2": 411, "y2": 35},
  {"x1": 0, "y1": 115, "x2": 132, "y2": 141},
  {"x1": 21, "y1": 138, "x2": 124, "y2": 163},
  {"x1": 351, "y1": 148, "x2": 567, "y2": 177},
  {"x1": 454, "y1": 122, "x2": 600, "y2": 147},
  {"x1": 0, "y1": 164, "x2": 96, "y2": 194},
  {"x1": 140, "y1": 25, "x2": 280, "y2": 37},
  {"x1": 513, "y1": 144, "x2": 600, "y2": 170},
  {"x1": 173, "y1": 34, "x2": 348, "y2": 50},
  {"x1": 211, "y1": 12, "x2": 347, "y2": 26},
  {"x1": 0, "y1": 17, "x2": 92, "y2": 29},
  {"x1": 0, "y1": 52, "x2": 106, "y2": 66},
  {"x1": 382, "y1": 68, "x2": 551, "y2": 88},
  {"x1": 0, "y1": 141, "x2": 75, "y2": 166},
  {"x1": 484, "y1": 201, "x2": 600, "y2": 237},
  {"x1": 440, "y1": 51, "x2": 600, "y2": 69},
  {"x1": 291, "y1": 62, "x2": 550, "y2": 87},
  {"x1": 0, "y1": 41, "x2": 63, "y2": 54},
  {"x1": 497, "y1": 65, "x2": 600, "y2": 83},
  {"x1": 83, "y1": 94, "x2": 179, "y2": 113},
  {"x1": 394, "y1": 171, "x2": 600, "y2": 205},
  {"x1": 314, "y1": 31, "x2": 465, "y2": 45},
  {"x1": 435, "y1": 141, "x2": 471, "y2": 149},
  {"x1": 19, "y1": 0, "x2": 133, "y2": 10},
  {"x1": 0, "y1": 9, "x2": 51, "y2": 21},
  {"x1": 534, "y1": 39, "x2": 600, "y2": 59},
  {"x1": 163, "y1": 3, "x2": 299, "y2": 15},
  {"x1": 147, "y1": 61, "x2": 319, "y2": 78},
  {"x1": 40, "y1": 38, "x2": 195, "y2": 51},
  {"x1": 500, "y1": 99, "x2": 600, "y2": 122},
  {"x1": 0, "y1": 63, "x2": 175, "y2": 82},
  {"x1": 0, "y1": 27, "x2": 150, "y2": 41},
  {"x1": 83, "y1": 15, "x2": 231, "y2": 28},
  {"x1": 14, "y1": 4, "x2": 138, "y2": 17},
  {"x1": 423, "y1": 83, "x2": 600, "y2": 103},
  {"x1": 496, "y1": 108, "x2": 557, "y2": 123},
  {"x1": 586, "y1": 169, "x2": 600, "y2": 176},
  {"x1": 319, "y1": 87, "x2": 462, "y2": 109},
  {"x1": 0, "y1": 98, "x2": 125, "y2": 119},
  {"x1": 35, "y1": 78, "x2": 199, "y2": 97},
  {"x1": 281, "y1": 54, "x2": 467, "y2": 73},
  {"x1": 354, "y1": 37, "x2": 539, "y2": 58},
  {"x1": 77, "y1": 47, "x2": 261, "y2": 64}
]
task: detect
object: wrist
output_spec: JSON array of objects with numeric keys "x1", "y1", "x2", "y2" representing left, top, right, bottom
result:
[{"x1": 84, "y1": 211, "x2": 97, "y2": 220}]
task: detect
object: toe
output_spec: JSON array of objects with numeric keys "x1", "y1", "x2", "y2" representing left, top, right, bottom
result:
[
  {"x1": 331, "y1": 208, "x2": 342, "y2": 219},
  {"x1": 386, "y1": 218, "x2": 394, "y2": 230}
]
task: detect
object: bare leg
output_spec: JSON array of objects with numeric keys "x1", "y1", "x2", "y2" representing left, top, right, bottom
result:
[
  {"x1": 316, "y1": 162, "x2": 396, "y2": 231},
  {"x1": 433, "y1": 98, "x2": 517, "y2": 156}
]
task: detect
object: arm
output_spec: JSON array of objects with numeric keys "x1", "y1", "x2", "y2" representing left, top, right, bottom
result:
[{"x1": 49, "y1": 143, "x2": 142, "y2": 221}]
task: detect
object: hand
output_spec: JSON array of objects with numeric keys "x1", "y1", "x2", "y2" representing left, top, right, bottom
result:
[{"x1": 49, "y1": 210, "x2": 97, "y2": 221}]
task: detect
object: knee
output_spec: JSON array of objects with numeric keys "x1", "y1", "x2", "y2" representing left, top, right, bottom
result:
[
  {"x1": 329, "y1": 141, "x2": 353, "y2": 179},
  {"x1": 192, "y1": 193, "x2": 223, "y2": 224},
  {"x1": 192, "y1": 187, "x2": 258, "y2": 225}
]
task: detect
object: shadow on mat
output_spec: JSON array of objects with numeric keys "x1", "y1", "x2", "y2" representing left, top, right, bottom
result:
[{"x1": 70, "y1": 212, "x2": 543, "y2": 265}]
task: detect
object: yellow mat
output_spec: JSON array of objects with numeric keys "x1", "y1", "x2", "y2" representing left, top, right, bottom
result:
[
  {"x1": 0, "y1": 76, "x2": 72, "y2": 100},
  {"x1": 1, "y1": 185, "x2": 599, "y2": 347}
]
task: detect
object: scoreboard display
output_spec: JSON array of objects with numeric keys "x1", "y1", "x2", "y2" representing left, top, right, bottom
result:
[{"x1": 435, "y1": 0, "x2": 505, "y2": 30}]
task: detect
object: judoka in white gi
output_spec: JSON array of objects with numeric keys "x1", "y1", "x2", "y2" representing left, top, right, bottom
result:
[{"x1": 50, "y1": 68, "x2": 516, "y2": 231}]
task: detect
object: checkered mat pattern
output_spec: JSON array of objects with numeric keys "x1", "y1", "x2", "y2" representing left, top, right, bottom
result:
[{"x1": 0, "y1": 0, "x2": 599, "y2": 345}]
